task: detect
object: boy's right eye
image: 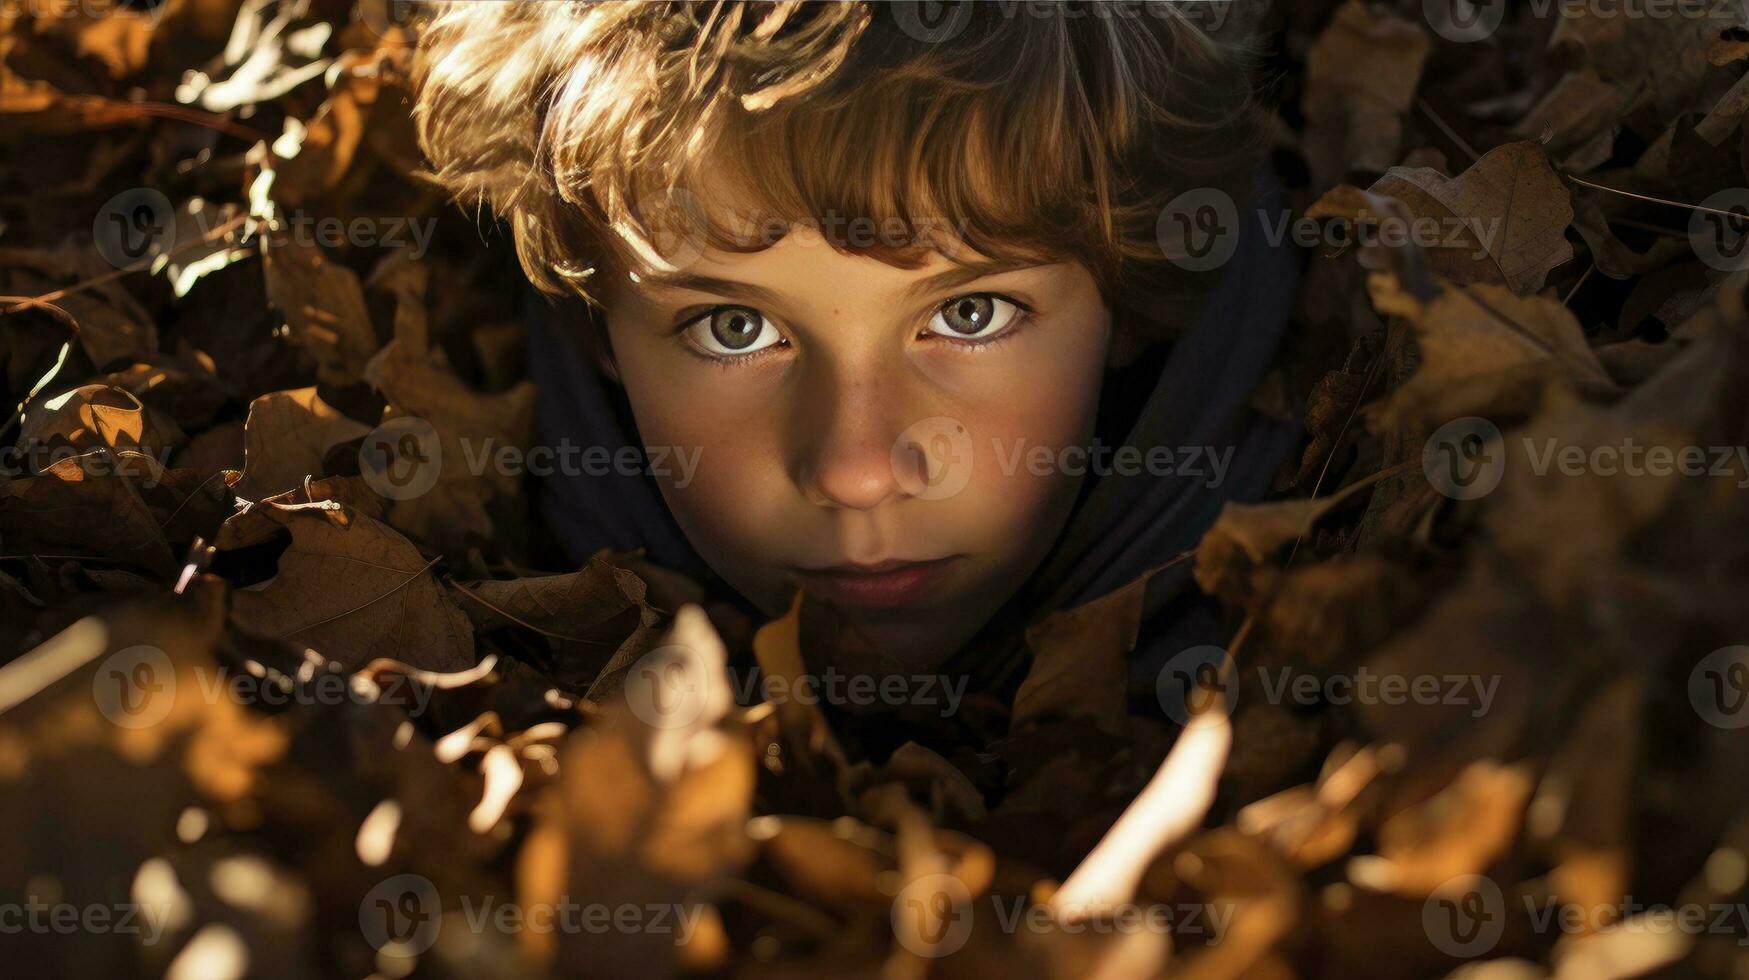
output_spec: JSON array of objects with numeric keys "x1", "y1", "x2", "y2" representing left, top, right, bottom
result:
[{"x1": 682, "y1": 305, "x2": 785, "y2": 359}]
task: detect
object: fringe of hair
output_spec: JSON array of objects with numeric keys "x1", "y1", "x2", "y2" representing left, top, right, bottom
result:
[{"x1": 413, "y1": 0, "x2": 1270, "y2": 340}]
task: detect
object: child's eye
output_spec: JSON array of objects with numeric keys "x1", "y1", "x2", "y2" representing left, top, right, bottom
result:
[
  {"x1": 682, "y1": 305, "x2": 785, "y2": 358},
  {"x1": 926, "y1": 293, "x2": 1028, "y2": 342}
]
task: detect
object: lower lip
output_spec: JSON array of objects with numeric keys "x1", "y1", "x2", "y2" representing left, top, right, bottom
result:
[{"x1": 792, "y1": 558, "x2": 961, "y2": 609}]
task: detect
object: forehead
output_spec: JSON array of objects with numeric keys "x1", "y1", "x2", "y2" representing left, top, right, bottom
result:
[{"x1": 614, "y1": 151, "x2": 997, "y2": 267}]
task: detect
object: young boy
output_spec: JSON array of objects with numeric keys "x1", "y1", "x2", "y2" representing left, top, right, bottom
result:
[{"x1": 413, "y1": 1, "x2": 1298, "y2": 704}]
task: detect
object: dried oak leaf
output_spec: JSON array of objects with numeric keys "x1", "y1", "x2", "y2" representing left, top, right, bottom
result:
[
  {"x1": 261, "y1": 236, "x2": 381, "y2": 387},
  {"x1": 1011, "y1": 567, "x2": 1160, "y2": 737},
  {"x1": 0, "y1": 33, "x2": 143, "y2": 138},
  {"x1": 232, "y1": 387, "x2": 370, "y2": 503},
  {"x1": 1294, "y1": 327, "x2": 1384, "y2": 488},
  {"x1": 1547, "y1": 0, "x2": 1744, "y2": 122},
  {"x1": 1514, "y1": 68, "x2": 1636, "y2": 172},
  {"x1": 0, "y1": 451, "x2": 229, "y2": 578},
  {"x1": 1301, "y1": 0, "x2": 1430, "y2": 189},
  {"x1": 269, "y1": 46, "x2": 403, "y2": 205},
  {"x1": 748, "y1": 591, "x2": 848, "y2": 779},
  {"x1": 1308, "y1": 141, "x2": 1576, "y2": 295},
  {"x1": 363, "y1": 314, "x2": 537, "y2": 556},
  {"x1": 0, "y1": 245, "x2": 157, "y2": 369},
  {"x1": 1484, "y1": 284, "x2": 1748, "y2": 604},
  {"x1": 227, "y1": 498, "x2": 474, "y2": 671},
  {"x1": 521, "y1": 606, "x2": 754, "y2": 975},
  {"x1": 1364, "y1": 276, "x2": 1617, "y2": 433},
  {"x1": 16, "y1": 382, "x2": 182, "y2": 462},
  {"x1": 451, "y1": 556, "x2": 660, "y2": 691},
  {"x1": 1529, "y1": 677, "x2": 1639, "y2": 926},
  {"x1": 1354, "y1": 759, "x2": 1536, "y2": 896},
  {"x1": 1193, "y1": 475, "x2": 1377, "y2": 611},
  {"x1": 215, "y1": 475, "x2": 387, "y2": 551},
  {"x1": 1571, "y1": 196, "x2": 1690, "y2": 281},
  {"x1": 92, "y1": 360, "x2": 233, "y2": 432}
]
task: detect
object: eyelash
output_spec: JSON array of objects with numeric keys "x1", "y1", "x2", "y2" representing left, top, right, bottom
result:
[{"x1": 672, "y1": 292, "x2": 1037, "y2": 366}]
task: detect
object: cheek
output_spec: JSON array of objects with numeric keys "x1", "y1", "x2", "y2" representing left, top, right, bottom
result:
[
  {"x1": 938, "y1": 298, "x2": 1109, "y2": 475},
  {"x1": 607, "y1": 334, "x2": 795, "y2": 598},
  {"x1": 950, "y1": 335, "x2": 1107, "y2": 550}
]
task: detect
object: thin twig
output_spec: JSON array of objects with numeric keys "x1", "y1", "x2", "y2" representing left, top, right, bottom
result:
[
  {"x1": 281, "y1": 556, "x2": 443, "y2": 637},
  {"x1": 1286, "y1": 335, "x2": 1389, "y2": 568},
  {"x1": 0, "y1": 211, "x2": 252, "y2": 317},
  {"x1": 448, "y1": 579, "x2": 615, "y2": 646},
  {"x1": 1416, "y1": 98, "x2": 1481, "y2": 165},
  {"x1": 1565, "y1": 174, "x2": 1742, "y2": 218},
  {"x1": 1563, "y1": 262, "x2": 1595, "y2": 307}
]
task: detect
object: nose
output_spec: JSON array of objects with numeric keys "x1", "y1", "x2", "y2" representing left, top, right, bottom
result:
[{"x1": 790, "y1": 363, "x2": 913, "y2": 511}]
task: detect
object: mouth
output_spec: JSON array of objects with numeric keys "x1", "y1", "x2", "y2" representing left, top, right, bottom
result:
[{"x1": 788, "y1": 556, "x2": 964, "y2": 610}]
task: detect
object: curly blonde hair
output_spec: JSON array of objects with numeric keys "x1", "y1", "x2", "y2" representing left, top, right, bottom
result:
[{"x1": 413, "y1": 0, "x2": 1268, "y2": 338}]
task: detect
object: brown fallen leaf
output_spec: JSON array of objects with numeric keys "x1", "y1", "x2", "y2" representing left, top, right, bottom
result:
[
  {"x1": 521, "y1": 605, "x2": 755, "y2": 975},
  {"x1": 452, "y1": 556, "x2": 660, "y2": 691},
  {"x1": 1301, "y1": 0, "x2": 1430, "y2": 189},
  {"x1": 232, "y1": 387, "x2": 371, "y2": 503},
  {"x1": 1308, "y1": 141, "x2": 1576, "y2": 295},
  {"x1": 16, "y1": 382, "x2": 181, "y2": 463},
  {"x1": 227, "y1": 499, "x2": 474, "y2": 671},
  {"x1": 362, "y1": 284, "x2": 537, "y2": 555},
  {"x1": 261, "y1": 235, "x2": 381, "y2": 387},
  {"x1": 1011, "y1": 567, "x2": 1161, "y2": 737},
  {"x1": 1364, "y1": 276, "x2": 1617, "y2": 433}
]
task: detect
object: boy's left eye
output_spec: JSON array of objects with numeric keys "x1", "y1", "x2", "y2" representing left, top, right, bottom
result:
[{"x1": 926, "y1": 293, "x2": 1026, "y2": 341}]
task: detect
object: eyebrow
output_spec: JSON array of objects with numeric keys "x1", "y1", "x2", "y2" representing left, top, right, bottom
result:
[{"x1": 632, "y1": 258, "x2": 1037, "y2": 306}]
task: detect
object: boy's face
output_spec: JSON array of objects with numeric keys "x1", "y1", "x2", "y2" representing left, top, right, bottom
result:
[{"x1": 600, "y1": 220, "x2": 1112, "y2": 670}]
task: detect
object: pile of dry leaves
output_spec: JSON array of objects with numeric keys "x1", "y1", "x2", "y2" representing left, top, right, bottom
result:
[{"x1": 4, "y1": 0, "x2": 1749, "y2": 977}]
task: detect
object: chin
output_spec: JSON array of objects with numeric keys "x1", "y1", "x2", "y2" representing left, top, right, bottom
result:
[{"x1": 823, "y1": 609, "x2": 983, "y2": 673}]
